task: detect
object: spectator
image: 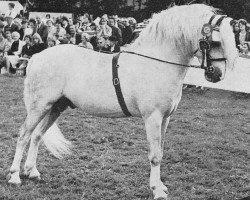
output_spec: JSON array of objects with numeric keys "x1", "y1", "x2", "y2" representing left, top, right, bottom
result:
[
  {"x1": 235, "y1": 19, "x2": 250, "y2": 54},
  {"x1": 111, "y1": 13, "x2": 125, "y2": 31},
  {"x1": 89, "y1": 23, "x2": 99, "y2": 48},
  {"x1": 89, "y1": 22, "x2": 98, "y2": 31},
  {"x1": 19, "y1": 20, "x2": 26, "y2": 40},
  {"x1": 0, "y1": 30, "x2": 7, "y2": 54},
  {"x1": 29, "y1": 18, "x2": 37, "y2": 35},
  {"x1": 122, "y1": 19, "x2": 133, "y2": 45},
  {"x1": 21, "y1": 35, "x2": 33, "y2": 58},
  {"x1": 68, "y1": 18, "x2": 76, "y2": 37},
  {"x1": 69, "y1": 36, "x2": 76, "y2": 44},
  {"x1": 5, "y1": 31, "x2": 13, "y2": 52},
  {"x1": 20, "y1": 3, "x2": 28, "y2": 19},
  {"x1": 47, "y1": 19, "x2": 56, "y2": 39},
  {"x1": 81, "y1": 21, "x2": 91, "y2": 31},
  {"x1": 19, "y1": 20, "x2": 28, "y2": 40},
  {"x1": 47, "y1": 36, "x2": 57, "y2": 48},
  {"x1": 7, "y1": 32, "x2": 24, "y2": 56},
  {"x1": 0, "y1": 30, "x2": 7, "y2": 71},
  {"x1": 101, "y1": 14, "x2": 109, "y2": 21},
  {"x1": 78, "y1": 32, "x2": 93, "y2": 49},
  {"x1": 74, "y1": 20, "x2": 82, "y2": 34},
  {"x1": 4, "y1": 16, "x2": 18, "y2": 33},
  {"x1": 31, "y1": 33, "x2": 46, "y2": 55},
  {"x1": 17, "y1": 35, "x2": 33, "y2": 74},
  {"x1": 232, "y1": 20, "x2": 240, "y2": 34},
  {"x1": 13, "y1": 18, "x2": 23, "y2": 39},
  {"x1": 62, "y1": 16, "x2": 71, "y2": 35},
  {"x1": 60, "y1": 33, "x2": 71, "y2": 44},
  {"x1": 128, "y1": 18, "x2": 137, "y2": 31},
  {"x1": 0, "y1": 22, "x2": 5, "y2": 33},
  {"x1": 95, "y1": 36, "x2": 104, "y2": 51},
  {"x1": 97, "y1": 18, "x2": 112, "y2": 39},
  {"x1": 82, "y1": 13, "x2": 90, "y2": 25},
  {"x1": 6, "y1": 31, "x2": 25, "y2": 73},
  {"x1": 36, "y1": 15, "x2": 48, "y2": 43},
  {"x1": 46, "y1": 14, "x2": 51, "y2": 20},
  {"x1": 108, "y1": 17, "x2": 122, "y2": 46},
  {"x1": 55, "y1": 19, "x2": 66, "y2": 41},
  {"x1": 6, "y1": 3, "x2": 17, "y2": 19},
  {"x1": 105, "y1": 36, "x2": 120, "y2": 53}
]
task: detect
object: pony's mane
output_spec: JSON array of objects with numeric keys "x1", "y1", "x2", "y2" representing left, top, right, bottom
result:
[{"x1": 131, "y1": 4, "x2": 217, "y2": 56}]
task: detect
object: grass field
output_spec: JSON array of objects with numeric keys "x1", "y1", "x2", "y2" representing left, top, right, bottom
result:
[{"x1": 0, "y1": 75, "x2": 249, "y2": 200}]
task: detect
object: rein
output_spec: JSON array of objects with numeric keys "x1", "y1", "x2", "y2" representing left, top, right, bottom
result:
[{"x1": 120, "y1": 50, "x2": 201, "y2": 68}]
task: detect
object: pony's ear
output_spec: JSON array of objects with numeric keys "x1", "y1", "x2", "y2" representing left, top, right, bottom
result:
[{"x1": 230, "y1": 19, "x2": 237, "y2": 26}]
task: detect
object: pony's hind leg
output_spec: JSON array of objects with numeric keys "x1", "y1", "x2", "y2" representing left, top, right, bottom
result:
[
  {"x1": 144, "y1": 111, "x2": 170, "y2": 200},
  {"x1": 7, "y1": 107, "x2": 51, "y2": 184},
  {"x1": 23, "y1": 98, "x2": 69, "y2": 179}
]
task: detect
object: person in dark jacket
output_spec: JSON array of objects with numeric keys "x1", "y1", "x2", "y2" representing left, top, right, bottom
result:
[
  {"x1": 235, "y1": 19, "x2": 250, "y2": 54},
  {"x1": 21, "y1": 35, "x2": 33, "y2": 58},
  {"x1": 36, "y1": 15, "x2": 48, "y2": 43},
  {"x1": 4, "y1": 16, "x2": 18, "y2": 33},
  {"x1": 108, "y1": 17, "x2": 122, "y2": 47},
  {"x1": 62, "y1": 16, "x2": 71, "y2": 35},
  {"x1": 108, "y1": 36, "x2": 120, "y2": 53},
  {"x1": 122, "y1": 20, "x2": 133, "y2": 45},
  {"x1": 31, "y1": 33, "x2": 46, "y2": 55},
  {"x1": 7, "y1": 32, "x2": 22, "y2": 55},
  {"x1": 17, "y1": 35, "x2": 33, "y2": 75}
]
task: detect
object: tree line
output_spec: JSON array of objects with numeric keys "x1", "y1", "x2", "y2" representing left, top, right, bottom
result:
[{"x1": 19, "y1": 0, "x2": 250, "y2": 22}]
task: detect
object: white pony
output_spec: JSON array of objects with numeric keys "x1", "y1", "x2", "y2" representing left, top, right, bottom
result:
[{"x1": 7, "y1": 4, "x2": 238, "y2": 200}]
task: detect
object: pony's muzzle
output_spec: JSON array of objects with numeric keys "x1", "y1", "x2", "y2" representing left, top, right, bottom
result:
[{"x1": 204, "y1": 66, "x2": 223, "y2": 83}]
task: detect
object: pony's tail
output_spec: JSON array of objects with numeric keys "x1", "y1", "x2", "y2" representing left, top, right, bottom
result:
[{"x1": 42, "y1": 123, "x2": 72, "y2": 159}]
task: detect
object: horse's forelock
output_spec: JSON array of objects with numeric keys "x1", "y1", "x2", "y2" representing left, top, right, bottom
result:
[{"x1": 219, "y1": 18, "x2": 238, "y2": 70}]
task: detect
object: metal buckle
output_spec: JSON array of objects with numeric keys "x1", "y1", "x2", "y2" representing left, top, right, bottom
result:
[{"x1": 113, "y1": 78, "x2": 120, "y2": 85}]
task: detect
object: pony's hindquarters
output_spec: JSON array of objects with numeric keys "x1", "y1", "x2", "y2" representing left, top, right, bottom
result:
[{"x1": 8, "y1": 49, "x2": 72, "y2": 184}]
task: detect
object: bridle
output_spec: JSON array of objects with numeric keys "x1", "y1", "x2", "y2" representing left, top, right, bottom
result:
[{"x1": 195, "y1": 14, "x2": 228, "y2": 82}]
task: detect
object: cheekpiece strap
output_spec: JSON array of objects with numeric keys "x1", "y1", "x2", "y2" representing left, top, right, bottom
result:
[{"x1": 208, "y1": 14, "x2": 217, "y2": 25}]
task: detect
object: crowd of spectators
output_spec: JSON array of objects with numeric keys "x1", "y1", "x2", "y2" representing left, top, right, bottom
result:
[{"x1": 0, "y1": 2, "x2": 138, "y2": 75}]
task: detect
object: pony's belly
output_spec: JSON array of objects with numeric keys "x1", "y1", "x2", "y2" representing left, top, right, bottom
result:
[{"x1": 66, "y1": 92, "x2": 131, "y2": 118}]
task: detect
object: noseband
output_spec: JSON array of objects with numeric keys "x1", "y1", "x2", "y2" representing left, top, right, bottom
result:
[{"x1": 196, "y1": 14, "x2": 228, "y2": 83}]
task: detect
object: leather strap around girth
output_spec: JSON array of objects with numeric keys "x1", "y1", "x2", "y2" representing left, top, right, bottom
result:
[{"x1": 112, "y1": 52, "x2": 132, "y2": 117}]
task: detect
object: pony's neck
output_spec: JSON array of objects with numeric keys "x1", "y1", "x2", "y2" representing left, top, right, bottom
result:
[{"x1": 130, "y1": 41, "x2": 194, "y2": 66}]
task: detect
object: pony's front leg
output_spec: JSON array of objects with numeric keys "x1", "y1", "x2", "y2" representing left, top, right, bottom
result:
[{"x1": 144, "y1": 111, "x2": 169, "y2": 200}]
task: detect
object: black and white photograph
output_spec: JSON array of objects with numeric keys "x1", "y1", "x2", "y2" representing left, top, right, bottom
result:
[{"x1": 0, "y1": 0, "x2": 249, "y2": 199}]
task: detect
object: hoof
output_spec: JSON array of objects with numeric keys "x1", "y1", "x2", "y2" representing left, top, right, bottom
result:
[
  {"x1": 154, "y1": 189, "x2": 169, "y2": 200},
  {"x1": 23, "y1": 166, "x2": 40, "y2": 180},
  {"x1": 6, "y1": 172, "x2": 21, "y2": 185}
]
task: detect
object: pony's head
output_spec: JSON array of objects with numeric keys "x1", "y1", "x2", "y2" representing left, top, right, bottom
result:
[
  {"x1": 132, "y1": 4, "x2": 238, "y2": 82},
  {"x1": 195, "y1": 15, "x2": 239, "y2": 83}
]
